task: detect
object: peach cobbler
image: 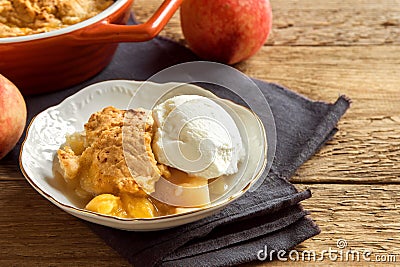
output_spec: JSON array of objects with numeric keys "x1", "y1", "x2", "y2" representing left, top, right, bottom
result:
[{"x1": 56, "y1": 95, "x2": 244, "y2": 219}]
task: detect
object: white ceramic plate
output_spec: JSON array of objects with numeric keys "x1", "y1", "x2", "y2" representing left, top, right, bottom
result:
[{"x1": 20, "y1": 80, "x2": 267, "y2": 231}]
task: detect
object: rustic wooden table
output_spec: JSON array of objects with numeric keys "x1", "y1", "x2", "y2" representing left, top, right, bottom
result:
[{"x1": 1, "y1": 0, "x2": 399, "y2": 266}]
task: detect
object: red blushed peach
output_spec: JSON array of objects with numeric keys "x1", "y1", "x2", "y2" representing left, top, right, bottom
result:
[
  {"x1": 0, "y1": 74, "x2": 27, "y2": 160},
  {"x1": 180, "y1": 0, "x2": 273, "y2": 65}
]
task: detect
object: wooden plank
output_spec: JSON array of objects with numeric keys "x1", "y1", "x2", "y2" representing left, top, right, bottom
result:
[
  {"x1": 1, "y1": 181, "x2": 399, "y2": 266},
  {"x1": 0, "y1": 159, "x2": 22, "y2": 181},
  {"x1": 237, "y1": 46, "x2": 400, "y2": 183},
  {"x1": 296, "y1": 184, "x2": 400, "y2": 256},
  {"x1": 238, "y1": 46, "x2": 400, "y2": 114},
  {"x1": 293, "y1": 116, "x2": 400, "y2": 183},
  {"x1": 132, "y1": 0, "x2": 400, "y2": 46}
]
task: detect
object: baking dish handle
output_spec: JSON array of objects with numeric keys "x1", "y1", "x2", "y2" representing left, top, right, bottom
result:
[{"x1": 77, "y1": 0, "x2": 183, "y2": 43}]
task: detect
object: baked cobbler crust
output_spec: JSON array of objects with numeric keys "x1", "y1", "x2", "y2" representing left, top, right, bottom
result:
[
  {"x1": 56, "y1": 106, "x2": 174, "y2": 218},
  {"x1": 0, "y1": 0, "x2": 114, "y2": 37}
]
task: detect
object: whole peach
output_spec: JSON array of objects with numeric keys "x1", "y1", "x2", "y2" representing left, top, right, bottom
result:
[
  {"x1": 0, "y1": 74, "x2": 27, "y2": 160},
  {"x1": 180, "y1": 0, "x2": 273, "y2": 64}
]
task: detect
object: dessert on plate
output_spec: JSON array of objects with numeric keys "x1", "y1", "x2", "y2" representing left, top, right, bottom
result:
[{"x1": 56, "y1": 95, "x2": 245, "y2": 219}]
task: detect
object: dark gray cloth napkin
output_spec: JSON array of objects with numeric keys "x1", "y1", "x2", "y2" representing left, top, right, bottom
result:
[{"x1": 7, "y1": 33, "x2": 350, "y2": 266}]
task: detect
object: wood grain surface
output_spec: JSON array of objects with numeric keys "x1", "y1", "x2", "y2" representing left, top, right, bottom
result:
[{"x1": 1, "y1": 0, "x2": 399, "y2": 266}]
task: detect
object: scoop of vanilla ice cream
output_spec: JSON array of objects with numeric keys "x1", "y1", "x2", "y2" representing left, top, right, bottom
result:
[{"x1": 152, "y1": 95, "x2": 245, "y2": 179}]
